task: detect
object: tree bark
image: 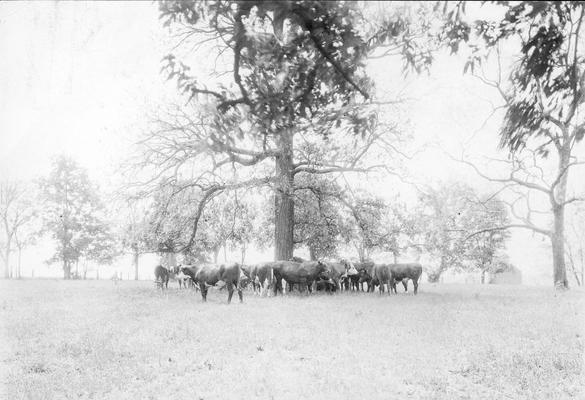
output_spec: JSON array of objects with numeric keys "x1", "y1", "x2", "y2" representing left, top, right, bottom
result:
[
  {"x1": 3, "y1": 239, "x2": 11, "y2": 279},
  {"x1": 132, "y1": 244, "x2": 139, "y2": 280},
  {"x1": 213, "y1": 247, "x2": 220, "y2": 264},
  {"x1": 309, "y1": 246, "x2": 317, "y2": 261},
  {"x1": 274, "y1": 130, "x2": 294, "y2": 261},
  {"x1": 63, "y1": 260, "x2": 71, "y2": 279},
  {"x1": 552, "y1": 206, "x2": 568, "y2": 289},
  {"x1": 551, "y1": 143, "x2": 570, "y2": 289},
  {"x1": 241, "y1": 244, "x2": 246, "y2": 265},
  {"x1": 17, "y1": 247, "x2": 22, "y2": 279}
]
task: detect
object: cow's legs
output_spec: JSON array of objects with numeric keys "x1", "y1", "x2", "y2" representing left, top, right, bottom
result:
[
  {"x1": 201, "y1": 286, "x2": 208, "y2": 302},
  {"x1": 402, "y1": 279, "x2": 408, "y2": 292},
  {"x1": 227, "y1": 282, "x2": 234, "y2": 303},
  {"x1": 413, "y1": 277, "x2": 419, "y2": 295}
]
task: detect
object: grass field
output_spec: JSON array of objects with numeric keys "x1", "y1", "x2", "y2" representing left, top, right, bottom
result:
[{"x1": 1, "y1": 279, "x2": 584, "y2": 400}]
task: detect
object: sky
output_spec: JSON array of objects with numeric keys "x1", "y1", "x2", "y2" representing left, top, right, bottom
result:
[{"x1": 0, "y1": 1, "x2": 572, "y2": 284}]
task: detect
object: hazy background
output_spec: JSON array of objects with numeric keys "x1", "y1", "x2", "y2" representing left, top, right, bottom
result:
[{"x1": 0, "y1": 1, "x2": 555, "y2": 284}]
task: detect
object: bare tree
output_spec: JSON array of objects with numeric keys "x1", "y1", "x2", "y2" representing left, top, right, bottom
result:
[
  {"x1": 0, "y1": 181, "x2": 36, "y2": 279},
  {"x1": 443, "y1": 2, "x2": 585, "y2": 289}
]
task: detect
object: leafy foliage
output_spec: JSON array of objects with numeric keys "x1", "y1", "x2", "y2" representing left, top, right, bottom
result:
[
  {"x1": 293, "y1": 175, "x2": 343, "y2": 259},
  {"x1": 39, "y1": 156, "x2": 118, "y2": 278},
  {"x1": 441, "y1": 1, "x2": 585, "y2": 152},
  {"x1": 159, "y1": 0, "x2": 376, "y2": 139}
]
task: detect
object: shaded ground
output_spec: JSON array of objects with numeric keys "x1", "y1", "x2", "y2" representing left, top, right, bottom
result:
[{"x1": 1, "y1": 279, "x2": 584, "y2": 399}]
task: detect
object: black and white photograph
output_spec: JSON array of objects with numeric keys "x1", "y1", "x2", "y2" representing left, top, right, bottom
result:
[{"x1": 1, "y1": 1, "x2": 584, "y2": 399}]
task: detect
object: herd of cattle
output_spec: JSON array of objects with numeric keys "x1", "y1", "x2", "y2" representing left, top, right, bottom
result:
[{"x1": 154, "y1": 258, "x2": 423, "y2": 303}]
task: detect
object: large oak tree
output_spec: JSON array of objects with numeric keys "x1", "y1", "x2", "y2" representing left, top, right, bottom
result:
[{"x1": 144, "y1": 1, "x2": 430, "y2": 261}]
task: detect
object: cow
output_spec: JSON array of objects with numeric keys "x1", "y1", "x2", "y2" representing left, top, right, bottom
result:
[
  {"x1": 272, "y1": 260, "x2": 331, "y2": 295},
  {"x1": 357, "y1": 267, "x2": 376, "y2": 292},
  {"x1": 248, "y1": 262, "x2": 276, "y2": 296},
  {"x1": 373, "y1": 263, "x2": 392, "y2": 295},
  {"x1": 324, "y1": 261, "x2": 347, "y2": 292},
  {"x1": 154, "y1": 265, "x2": 169, "y2": 290},
  {"x1": 180, "y1": 265, "x2": 200, "y2": 290},
  {"x1": 339, "y1": 259, "x2": 361, "y2": 291},
  {"x1": 315, "y1": 279, "x2": 337, "y2": 292},
  {"x1": 183, "y1": 263, "x2": 244, "y2": 303},
  {"x1": 170, "y1": 264, "x2": 192, "y2": 289},
  {"x1": 389, "y1": 263, "x2": 423, "y2": 295}
]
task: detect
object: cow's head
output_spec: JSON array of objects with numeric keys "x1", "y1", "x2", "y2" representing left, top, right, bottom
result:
[
  {"x1": 358, "y1": 268, "x2": 372, "y2": 283},
  {"x1": 316, "y1": 260, "x2": 331, "y2": 280}
]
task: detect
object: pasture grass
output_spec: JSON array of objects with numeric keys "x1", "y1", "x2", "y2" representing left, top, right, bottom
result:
[{"x1": 1, "y1": 279, "x2": 584, "y2": 399}]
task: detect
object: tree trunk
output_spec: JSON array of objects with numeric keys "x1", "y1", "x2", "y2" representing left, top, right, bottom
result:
[
  {"x1": 356, "y1": 244, "x2": 366, "y2": 263},
  {"x1": 481, "y1": 269, "x2": 486, "y2": 284},
  {"x1": 17, "y1": 247, "x2": 22, "y2": 279},
  {"x1": 63, "y1": 260, "x2": 71, "y2": 279},
  {"x1": 241, "y1": 245, "x2": 246, "y2": 266},
  {"x1": 551, "y1": 144, "x2": 570, "y2": 290},
  {"x1": 565, "y1": 241, "x2": 582, "y2": 286},
  {"x1": 309, "y1": 246, "x2": 317, "y2": 261},
  {"x1": 213, "y1": 247, "x2": 220, "y2": 264},
  {"x1": 428, "y1": 256, "x2": 447, "y2": 283},
  {"x1": 3, "y1": 239, "x2": 11, "y2": 279},
  {"x1": 132, "y1": 245, "x2": 139, "y2": 280},
  {"x1": 551, "y1": 207, "x2": 568, "y2": 289},
  {"x1": 274, "y1": 130, "x2": 294, "y2": 261}
]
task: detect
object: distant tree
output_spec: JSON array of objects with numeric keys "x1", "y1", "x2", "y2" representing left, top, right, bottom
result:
[
  {"x1": 442, "y1": 1, "x2": 585, "y2": 289},
  {"x1": 466, "y1": 198, "x2": 511, "y2": 283},
  {"x1": 419, "y1": 181, "x2": 510, "y2": 282},
  {"x1": 82, "y1": 222, "x2": 120, "y2": 279},
  {"x1": 144, "y1": 182, "x2": 259, "y2": 264},
  {"x1": 0, "y1": 181, "x2": 37, "y2": 278},
  {"x1": 120, "y1": 197, "x2": 159, "y2": 280},
  {"x1": 338, "y1": 193, "x2": 390, "y2": 262},
  {"x1": 39, "y1": 156, "x2": 113, "y2": 279}
]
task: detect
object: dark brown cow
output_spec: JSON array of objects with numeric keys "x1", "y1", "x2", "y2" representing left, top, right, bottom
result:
[
  {"x1": 182, "y1": 263, "x2": 244, "y2": 303},
  {"x1": 272, "y1": 260, "x2": 330, "y2": 295},
  {"x1": 154, "y1": 265, "x2": 169, "y2": 290},
  {"x1": 389, "y1": 263, "x2": 422, "y2": 295},
  {"x1": 373, "y1": 264, "x2": 392, "y2": 295}
]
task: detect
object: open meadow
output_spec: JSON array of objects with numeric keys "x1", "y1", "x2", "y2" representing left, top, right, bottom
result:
[{"x1": 1, "y1": 279, "x2": 584, "y2": 400}]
